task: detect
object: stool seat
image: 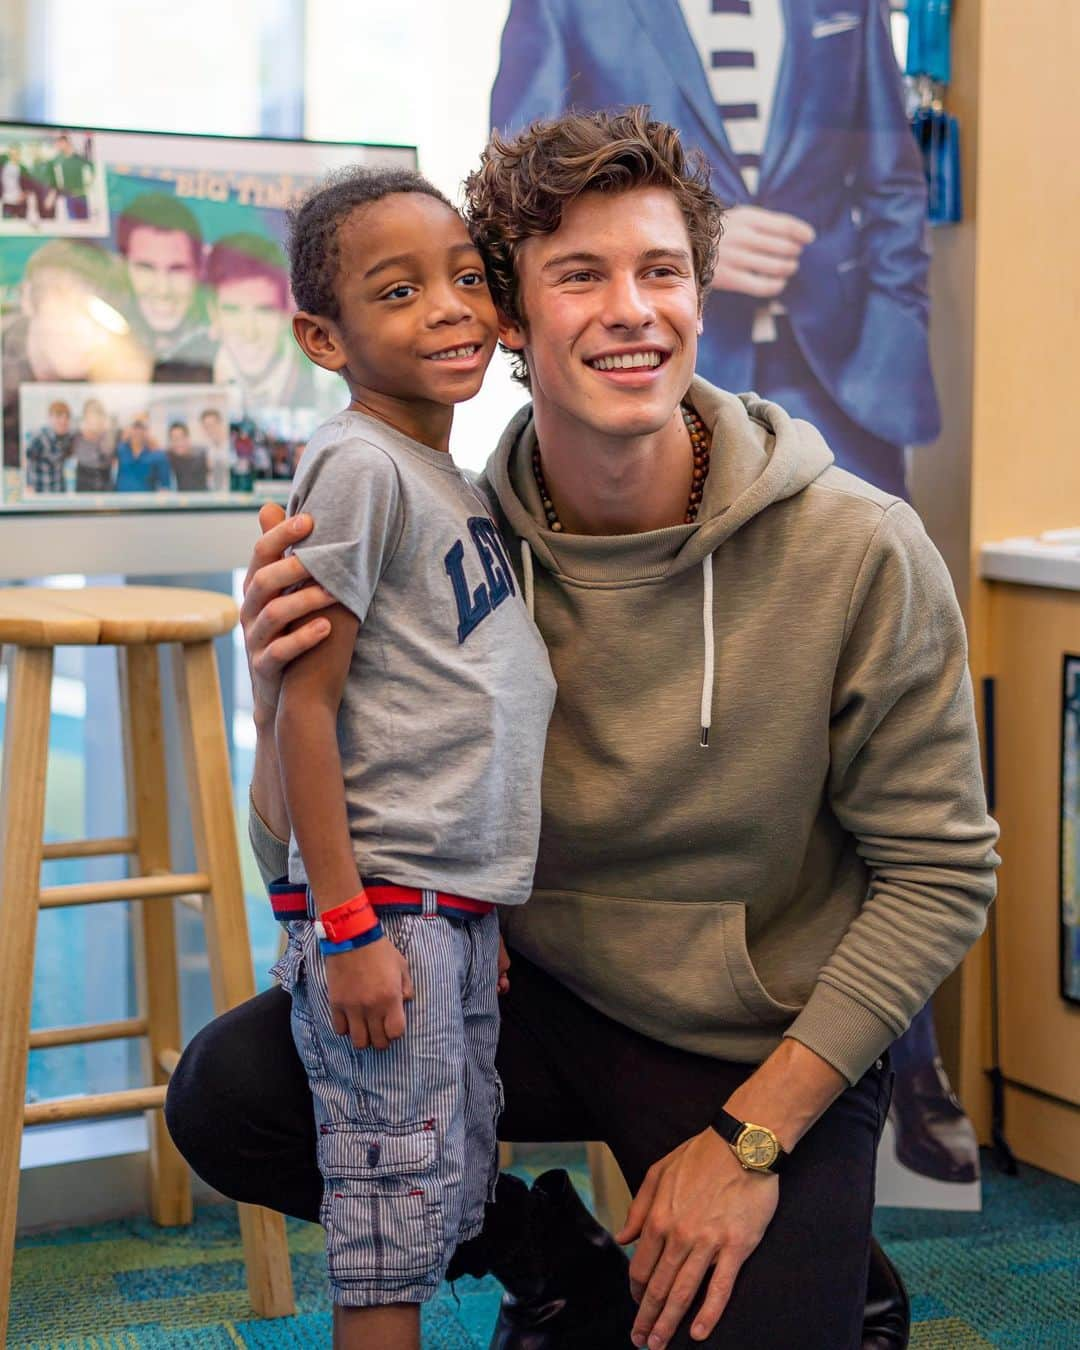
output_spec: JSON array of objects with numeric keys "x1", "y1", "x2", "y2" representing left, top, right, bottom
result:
[{"x1": 0, "y1": 586, "x2": 239, "y2": 647}]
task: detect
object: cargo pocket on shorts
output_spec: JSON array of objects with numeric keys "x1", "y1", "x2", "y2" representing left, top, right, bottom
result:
[{"x1": 318, "y1": 1121, "x2": 443, "y2": 1288}]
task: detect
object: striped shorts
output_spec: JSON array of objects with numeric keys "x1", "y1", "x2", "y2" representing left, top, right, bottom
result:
[{"x1": 271, "y1": 886, "x2": 502, "y2": 1307}]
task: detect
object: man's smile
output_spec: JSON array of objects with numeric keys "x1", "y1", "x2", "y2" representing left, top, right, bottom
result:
[{"x1": 583, "y1": 345, "x2": 672, "y2": 383}]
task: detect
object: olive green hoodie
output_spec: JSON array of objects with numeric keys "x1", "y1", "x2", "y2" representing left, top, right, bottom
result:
[{"x1": 251, "y1": 376, "x2": 999, "y2": 1085}]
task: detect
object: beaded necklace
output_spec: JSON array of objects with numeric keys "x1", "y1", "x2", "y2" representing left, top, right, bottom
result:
[{"x1": 531, "y1": 402, "x2": 711, "y2": 532}]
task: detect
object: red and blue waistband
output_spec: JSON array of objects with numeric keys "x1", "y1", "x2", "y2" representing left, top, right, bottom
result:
[{"x1": 269, "y1": 877, "x2": 495, "y2": 926}]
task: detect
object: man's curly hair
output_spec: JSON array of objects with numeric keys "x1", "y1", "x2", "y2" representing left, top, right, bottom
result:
[
  {"x1": 287, "y1": 166, "x2": 453, "y2": 321},
  {"x1": 465, "y1": 106, "x2": 724, "y2": 384}
]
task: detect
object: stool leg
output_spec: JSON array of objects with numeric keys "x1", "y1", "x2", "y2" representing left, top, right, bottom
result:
[
  {"x1": 0, "y1": 646, "x2": 54, "y2": 1345},
  {"x1": 119, "y1": 644, "x2": 192, "y2": 1227},
  {"x1": 173, "y1": 638, "x2": 295, "y2": 1317},
  {"x1": 586, "y1": 1142, "x2": 632, "y2": 1236}
]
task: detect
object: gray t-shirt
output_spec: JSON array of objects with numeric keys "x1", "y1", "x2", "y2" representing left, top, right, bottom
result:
[{"x1": 286, "y1": 410, "x2": 556, "y2": 906}]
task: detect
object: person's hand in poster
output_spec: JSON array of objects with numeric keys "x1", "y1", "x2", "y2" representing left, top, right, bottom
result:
[{"x1": 711, "y1": 205, "x2": 816, "y2": 300}]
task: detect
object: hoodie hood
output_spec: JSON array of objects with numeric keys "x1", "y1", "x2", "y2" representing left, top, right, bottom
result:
[{"x1": 486, "y1": 376, "x2": 834, "y2": 585}]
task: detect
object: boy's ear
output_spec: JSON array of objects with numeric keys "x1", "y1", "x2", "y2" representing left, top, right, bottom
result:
[
  {"x1": 292, "y1": 311, "x2": 348, "y2": 372},
  {"x1": 497, "y1": 308, "x2": 527, "y2": 352}
]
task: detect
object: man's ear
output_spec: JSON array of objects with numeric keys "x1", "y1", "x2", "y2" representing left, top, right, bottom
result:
[
  {"x1": 497, "y1": 308, "x2": 527, "y2": 352},
  {"x1": 292, "y1": 311, "x2": 348, "y2": 373}
]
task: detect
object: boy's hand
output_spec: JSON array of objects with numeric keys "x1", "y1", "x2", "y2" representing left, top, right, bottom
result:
[
  {"x1": 497, "y1": 934, "x2": 511, "y2": 995},
  {"x1": 325, "y1": 938, "x2": 414, "y2": 1051}
]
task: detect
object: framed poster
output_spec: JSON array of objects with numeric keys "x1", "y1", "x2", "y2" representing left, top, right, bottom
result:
[
  {"x1": 1060, "y1": 654, "x2": 1080, "y2": 1004},
  {"x1": 0, "y1": 121, "x2": 416, "y2": 513}
]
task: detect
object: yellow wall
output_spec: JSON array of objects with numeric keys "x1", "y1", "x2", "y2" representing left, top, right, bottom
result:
[{"x1": 950, "y1": 0, "x2": 1080, "y2": 1154}]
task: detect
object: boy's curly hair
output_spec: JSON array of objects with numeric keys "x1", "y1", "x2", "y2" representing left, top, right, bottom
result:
[
  {"x1": 464, "y1": 106, "x2": 724, "y2": 384},
  {"x1": 287, "y1": 166, "x2": 453, "y2": 321}
]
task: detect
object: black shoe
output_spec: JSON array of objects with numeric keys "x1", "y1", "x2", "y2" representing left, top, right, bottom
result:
[
  {"x1": 456, "y1": 1171, "x2": 910, "y2": 1349},
  {"x1": 888, "y1": 1055, "x2": 980, "y2": 1184},
  {"x1": 863, "y1": 1237, "x2": 910, "y2": 1350},
  {"x1": 487, "y1": 1169, "x2": 636, "y2": 1350}
]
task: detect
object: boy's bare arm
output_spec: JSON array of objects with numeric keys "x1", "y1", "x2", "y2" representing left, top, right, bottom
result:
[
  {"x1": 276, "y1": 602, "x2": 413, "y2": 1051},
  {"x1": 276, "y1": 602, "x2": 363, "y2": 907},
  {"x1": 243, "y1": 508, "x2": 334, "y2": 842}
]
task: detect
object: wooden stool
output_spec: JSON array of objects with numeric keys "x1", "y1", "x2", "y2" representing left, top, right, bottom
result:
[{"x1": 0, "y1": 585, "x2": 295, "y2": 1339}]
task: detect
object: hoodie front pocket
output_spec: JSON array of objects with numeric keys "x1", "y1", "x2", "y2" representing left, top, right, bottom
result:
[
  {"x1": 505, "y1": 891, "x2": 804, "y2": 1045},
  {"x1": 718, "y1": 903, "x2": 803, "y2": 1023}
]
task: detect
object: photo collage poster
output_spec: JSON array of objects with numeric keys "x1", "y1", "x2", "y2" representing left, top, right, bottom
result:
[{"x1": 0, "y1": 123, "x2": 416, "y2": 510}]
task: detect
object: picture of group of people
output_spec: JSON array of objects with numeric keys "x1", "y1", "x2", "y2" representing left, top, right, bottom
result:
[
  {"x1": 0, "y1": 129, "x2": 102, "y2": 231},
  {"x1": 20, "y1": 382, "x2": 303, "y2": 499},
  {"x1": 0, "y1": 122, "x2": 396, "y2": 507}
]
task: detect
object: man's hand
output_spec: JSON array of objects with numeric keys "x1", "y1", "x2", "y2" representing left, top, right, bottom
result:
[
  {"x1": 325, "y1": 937, "x2": 415, "y2": 1051},
  {"x1": 712, "y1": 205, "x2": 816, "y2": 299},
  {"x1": 615, "y1": 1127, "x2": 779, "y2": 1348},
  {"x1": 241, "y1": 502, "x2": 335, "y2": 724}
]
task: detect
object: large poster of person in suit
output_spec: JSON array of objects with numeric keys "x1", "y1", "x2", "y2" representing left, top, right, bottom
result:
[
  {"x1": 491, "y1": 0, "x2": 976, "y2": 1208},
  {"x1": 0, "y1": 124, "x2": 416, "y2": 510}
]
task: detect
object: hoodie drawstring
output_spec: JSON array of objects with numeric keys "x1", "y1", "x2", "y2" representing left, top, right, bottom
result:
[
  {"x1": 521, "y1": 538, "x2": 535, "y2": 619},
  {"x1": 700, "y1": 555, "x2": 714, "y2": 748},
  {"x1": 521, "y1": 537, "x2": 712, "y2": 748}
]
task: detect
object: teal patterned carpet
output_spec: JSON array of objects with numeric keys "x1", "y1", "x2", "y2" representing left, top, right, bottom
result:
[{"x1": 10, "y1": 1149, "x2": 1079, "y2": 1348}]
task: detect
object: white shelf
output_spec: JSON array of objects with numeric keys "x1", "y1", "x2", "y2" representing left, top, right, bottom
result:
[
  {"x1": 0, "y1": 508, "x2": 265, "y2": 580},
  {"x1": 979, "y1": 534, "x2": 1080, "y2": 592}
]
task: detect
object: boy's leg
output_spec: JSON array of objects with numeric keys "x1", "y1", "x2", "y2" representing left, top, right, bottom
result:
[
  {"x1": 296, "y1": 910, "x2": 468, "y2": 1313},
  {"x1": 164, "y1": 946, "x2": 595, "y2": 1227},
  {"x1": 334, "y1": 1303, "x2": 419, "y2": 1350}
]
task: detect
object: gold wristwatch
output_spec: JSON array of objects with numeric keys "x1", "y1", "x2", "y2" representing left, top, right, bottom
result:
[{"x1": 710, "y1": 1108, "x2": 789, "y2": 1175}]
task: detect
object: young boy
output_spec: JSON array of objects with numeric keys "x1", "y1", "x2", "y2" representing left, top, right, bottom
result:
[{"x1": 273, "y1": 167, "x2": 556, "y2": 1349}]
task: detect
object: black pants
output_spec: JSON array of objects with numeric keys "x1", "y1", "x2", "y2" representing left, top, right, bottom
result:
[{"x1": 167, "y1": 951, "x2": 891, "y2": 1349}]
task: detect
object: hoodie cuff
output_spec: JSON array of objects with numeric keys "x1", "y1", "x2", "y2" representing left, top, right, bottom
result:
[
  {"x1": 248, "y1": 787, "x2": 290, "y2": 890},
  {"x1": 782, "y1": 981, "x2": 897, "y2": 1086}
]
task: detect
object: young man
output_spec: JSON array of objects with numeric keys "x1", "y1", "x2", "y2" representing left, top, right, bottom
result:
[
  {"x1": 24, "y1": 400, "x2": 72, "y2": 493},
  {"x1": 116, "y1": 192, "x2": 213, "y2": 381},
  {"x1": 206, "y1": 232, "x2": 317, "y2": 413},
  {"x1": 167, "y1": 110, "x2": 997, "y2": 1350},
  {"x1": 50, "y1": 133, "x2": 93, "y2": 221},
  {"x1": 1, "y1": 240, "x2": 150, "y2": 470},
  {"x1": 113, "y1": 418, "x2": 172, "y2": 493},
  {"x1": 198, "y1": 407, "x2": 232, "y2": 492},
  {"x1": 166, "y1": 419, "x2": 209, "y2": 492},
  {"x1": 492, "y1": 1, "x2": 975, "y2": 1186},
  {"x1": 1, "y1": 146, "x2": 28, "y2": 219}
]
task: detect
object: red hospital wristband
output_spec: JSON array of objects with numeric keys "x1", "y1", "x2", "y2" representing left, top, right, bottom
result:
[{"x1": 317, "y1": 893, "x2": 380, "y2": 944}]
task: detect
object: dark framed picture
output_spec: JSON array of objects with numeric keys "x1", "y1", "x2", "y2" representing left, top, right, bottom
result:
[
  {"x1": 0, "y1": 120, "x2": 417, "y2": 513},
  {"x1": 1060, "y1": 653, "x2": 1080, "y2": 1004}
]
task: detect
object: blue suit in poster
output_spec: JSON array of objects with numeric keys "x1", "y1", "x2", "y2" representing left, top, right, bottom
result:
[{"x1": 491, "y1": 0, "x2": 942, "y2": 499}]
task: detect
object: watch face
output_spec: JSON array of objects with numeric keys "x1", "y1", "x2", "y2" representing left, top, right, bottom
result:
[{"x1": 736, "y1": 1127, "x2": 778, "y2": 1170}]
